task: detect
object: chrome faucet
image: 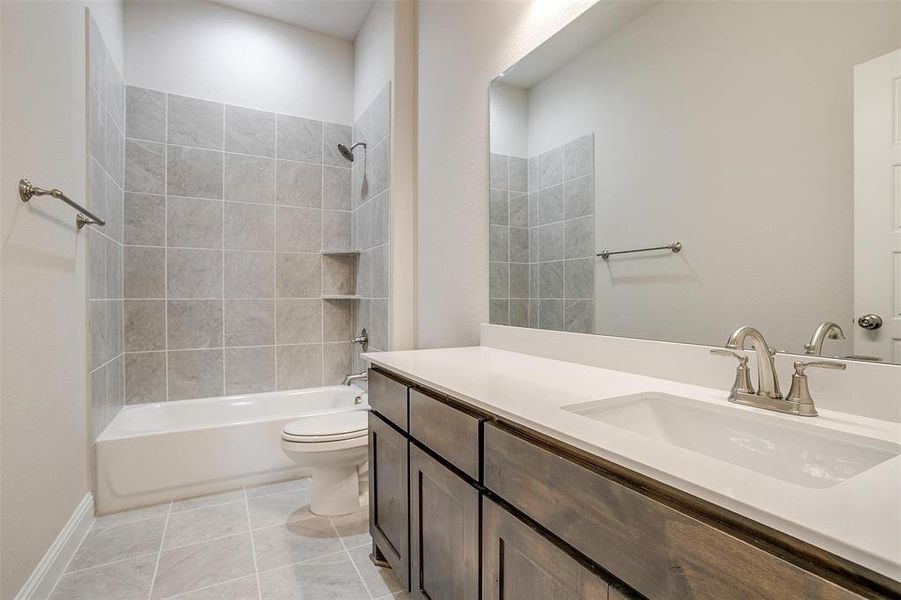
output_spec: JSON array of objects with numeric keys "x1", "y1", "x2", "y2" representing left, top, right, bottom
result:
[
  {"x1": 804, "y1": 321, "x2": 845, "y2": 356},
  {"x1": 342, "y1": 371, "x2": 368, "y2": 386},
  {"x1": 725, "y1": 326, "x2": 781, "y2": 399},
  {"x1": 351, "y1": 328, "x2": 369, "y2": 352}
]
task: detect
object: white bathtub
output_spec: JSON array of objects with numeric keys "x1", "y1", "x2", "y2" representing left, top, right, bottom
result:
[{"x1": 95, "y1": 386, "x2": 367, "y2": 514}]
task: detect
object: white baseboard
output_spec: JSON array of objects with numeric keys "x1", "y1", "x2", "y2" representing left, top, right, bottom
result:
[{"x1": 14, "y1": 493, "x2": 94, "y2": 600}]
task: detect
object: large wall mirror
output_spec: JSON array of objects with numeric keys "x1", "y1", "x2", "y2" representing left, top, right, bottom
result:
[{"x1": 488, "y1": 0, "x2": 901, "y2": 364}]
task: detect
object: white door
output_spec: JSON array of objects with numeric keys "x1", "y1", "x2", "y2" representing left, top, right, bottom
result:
[{"x1": 853, "y1": 49, "x2": 901, "y2": 363}]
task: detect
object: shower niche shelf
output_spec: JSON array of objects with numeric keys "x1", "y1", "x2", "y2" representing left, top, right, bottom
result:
[
  {"x1": 322, "y1": 294, "x2": 362, "y2": 301},
  {"x1": 321, "y1": 250, "x2": 360, "y2": 257}
]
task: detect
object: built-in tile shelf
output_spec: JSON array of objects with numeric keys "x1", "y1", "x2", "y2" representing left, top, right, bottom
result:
[
  {"x1": 323, "y1": 295, "x2": 362, "y2": 300},
  {"x1": 322, "y1": 250, "x2": 360, "y2": 257}
]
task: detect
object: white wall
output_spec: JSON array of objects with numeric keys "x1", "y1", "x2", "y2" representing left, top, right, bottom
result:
[
  {"x1": 354, "y1": 1, "x2": 395, "y2": 123},
  {"x1": 524, "y1": 1, "x2": 900, "y2": 352},
  {"x1": 124, "y1": 0, "x2": 354, "y2": 123},
  {"x1": 417, "y1": 0, "x2": 597, "y2": 348},
  {"x1": 0, "y1": 1, "x2": 116, "y2": 595},
  {"x1": 488, "y1": 81, "x2": 528, "y2": 157}
]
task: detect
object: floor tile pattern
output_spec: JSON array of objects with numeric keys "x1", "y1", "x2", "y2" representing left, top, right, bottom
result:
[{"x1": 50, "y1": 478, "x2": 407, "y2": 599}]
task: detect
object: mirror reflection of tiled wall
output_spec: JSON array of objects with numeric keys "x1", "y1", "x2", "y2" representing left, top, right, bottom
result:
[{"x1": 489, "y1": 133, "x2": 595, "y2": 333}]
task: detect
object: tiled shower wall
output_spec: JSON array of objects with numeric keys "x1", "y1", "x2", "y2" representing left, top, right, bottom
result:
[
  {"x1": 87, "y1": 16, "x2": 125, "y2": 438},
  {"x1": 351, "y1": 83, "x2": 392, "y2": 373},
  {"x1": 489, "y1": 133, "x2": 595, "y2": 333},
  {"x1": 121, "y1": 85, "x2": 355, "y2": 402}
]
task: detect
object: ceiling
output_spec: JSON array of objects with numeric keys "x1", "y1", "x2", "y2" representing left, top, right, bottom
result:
[{"x1": 211, "y1": 0, "x2": 376, "y2": 40}]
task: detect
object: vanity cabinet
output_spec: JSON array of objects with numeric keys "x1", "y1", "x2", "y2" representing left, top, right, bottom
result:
[
  {"x1": 410, "y1": 445, "x2": 480, "y2": 600},
  {"x1": 368, "y1": 366, "x2": 888, "y2": 600},
  {"x1": 482, "y1": 496, "x2": 610, "y2": 599},
  {"x1": 368, "y1": 411, "x2": 409, "y2": 588}
]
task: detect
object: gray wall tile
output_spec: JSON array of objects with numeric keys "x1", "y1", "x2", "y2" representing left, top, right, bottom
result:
[
  {"x1": 564, "y1": 215, "x2": 594, "y2": 259},
  {"x1": 225, "y1": 202, "x2": 275, "y2": 251},
  {"x1": 225, "y1": 347, "x2": 275, "y2": 394},
  {"x1": 564, "y1": 175, "x2": 593, "y2": 220},
  {"x1": 509, "y1": 192, "x2": 528, "y2": 227},
  {"x1": 168, "y1": 349, "x2": 223, "y2": 400},
  {"x1": 510, "y1": 263, "x2": 529, "y2": 299},
  {"x1": 528, "y1": 156, "x2": 538, "y2": 192},
  {"x1": 168, "y1": 94, "x2": 223, "y2": 149},
  {"x1": 371, "y1": 191, "x2": 390, "y2": 247},
  {"x1": 166, "y1": 197, "x2": 223, "y2": 249},
  {"x1": 126, "y1": 86, "x2": 165, "y2": 142},
  {"x1": 167, "y1": 300, "x2": 223, "y2": 349},
  {"x1": 275, "y1": 299, "x2": 321, "y2": 344},
  {"x1": 125, "y1": 352, "x2": 166, "y2": 404},
  {"x1": 276, "y1": 161, "x2": 321, "y2": 207},
  {"x1": 538, "y1": 145, "x2": 563, "y2": 189},
  {"x1": 529, "y1": 299, "x2": 540, "y2": 328},
  {"x1": 89, "y1": 231, "x2": 107, "y2": 300},
  {"x1": 90, "y1": 301, "x2": 110, "y2": 368},
  {"x1": 489, "y1": 262, "x2": 508, "y2": 299},
  {"x1": 564, "y1": 134, "x2": 593, "y2": 181},
  {"x1": 124, "y1": 193, "x2": 165, "y2": 246},
  {"x1": 276, "y1": 207, "x2": 321, "y2": 253},
  {"x1": 276, "y1": 254, "x2": 321, "y2": 298},
  {"x1": 225, "y1": 105, "x2": 275, "y2": 157},
  {"x1": 107, "y1": 242, "x2": 123, "y2": 300},
  {"x1": 510, "y1": 299, "x2": 529, "y2": 327},
  {"x1": 565, "y1": 299, "x2": 594, "y2": 333},
  {"x1": 167, "y1": 249, "x2": 223, "y2": 299},
  {"x1": 276, "y1": 115, "x2": 322, "y2": 163},
  {"x1": 371, "y1": 244, "x2": 390, "y2": 298},
  {"x1": 322, "y1": 255, "x2": 353, "y2": 296},
  {"x1": 368, "y1": 139, "x2": 390, "y2": 198},
  {"x1": 528, "y1": 192, "x2": 538, "y2": 225},
  {"x1": 225, "y1": 299, "x2": 274, "y2": 346},
  {"x1": 489, "y1": 299, "x2": 508, "y2": 325},
  {"x1": 323, "y1": 122, "x2": 351, "y2": 167},
  {"x1": 539, "y1": 299, "x2": 564, "y2": 331},
  {"x1": 509, "y1": 157, "x2": 528, "y2": 193},
  {"x1": 539, "y1": 261, "x2": 564, "y2": 298},
  {"x1": 489, "y1": 189, "x2": 508, "y2": 226},
  {"x1": 369, "y1": 299, "x2": 389, "y2": 350},
  {"x1": 322, "y1": 210, "x2": 351, "y2": 252},
  {"x1": 538, "y1": 222, "x2": 563, "y2": 261},
  {"x1": 124, "y1": 300, "x2": 165, "y2": 352},
  {"x1": 565, "y1": 258, "x2": 594, "y2": 299},
  {"x1": 323, "y1": 300, "x2": 351, "y2": 342},
  {"x1": 276, "y1": 344, "x2": 322, "y2": 390},
  {"x1": 510, "y1": 227, "x2": 529, "y2": 263},
  {"x1": 489, "y1": 225, "x2": 509, "y2": 262},
  {"x1": 224, "y1": 251, "x2": 274, "y2": 298},
  {"x1": 538, "y1": 184, "x2": 563, "y2": 225},
  {"x1": 323, "y1": 167, "x2": 351, "y2": 210},
  {"x1": 224, "y1": 154, "x2": 275, "y2": 204},
  {"x1": 323, "y1": 343, "x2": 351, "y2": 386},
  {"x1": 124, "y1": 246, "x2": 165, "y2": 298},
  {"x1": 489, "y1": 153, "x2": 508, "y2": 190},
  {"x1": 125, "y1": 140, "x2": 165, "y2": 194},
  {"x1": 167, "y1": 146, "x2": 223, "y2": 199}
]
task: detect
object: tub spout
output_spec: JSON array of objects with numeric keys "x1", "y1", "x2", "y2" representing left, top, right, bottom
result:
[{"x1": 342, "y1": 371, "x2": 368, "y2": 386}]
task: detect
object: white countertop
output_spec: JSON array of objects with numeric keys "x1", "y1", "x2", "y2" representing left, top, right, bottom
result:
[{"x1": 363, "y1": 346, "x2": 901, "y2": 581}]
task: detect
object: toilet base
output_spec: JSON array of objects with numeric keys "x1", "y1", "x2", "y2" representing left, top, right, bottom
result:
[{"x1": 309, "y1": 466, "x2": 361, "y2": 516}]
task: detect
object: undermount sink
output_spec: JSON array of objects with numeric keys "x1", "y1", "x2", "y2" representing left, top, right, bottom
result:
[{"x1": 562, "y1": 393, "x2": 899, "y2": 488}]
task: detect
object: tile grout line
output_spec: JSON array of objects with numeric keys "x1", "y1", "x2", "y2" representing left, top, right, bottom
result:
[
  {"x1": 163, "y1": 93, "x2": 170, "y2": 402},
  {"x1": 327, "y1": 517, "x2": 374, "y2": 599},
  {"x1": 147, "y1": 501, "x2": 173, "y2": 600},
  {"x1": 242, "y1": 487, "x2": 264, "y2": 599},
  {"x1": 221, "y1": 104, "x2": 227, "y2": 396}
]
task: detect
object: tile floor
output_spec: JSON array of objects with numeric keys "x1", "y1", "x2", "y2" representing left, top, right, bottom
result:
[{"x1": 50, "y1": 478, "x2": 407, "y2": 599}]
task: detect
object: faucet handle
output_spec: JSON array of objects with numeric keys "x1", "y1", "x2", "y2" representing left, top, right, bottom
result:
[
  {"x1": 793, "y1": 360, "x2": 847, "y2": 375},
  {"x1": 786, "y1": 360, "x2": 846, "y2": 416},
  {"x1": 710, "y1": 349, "x2": 755, "y2": 399}
]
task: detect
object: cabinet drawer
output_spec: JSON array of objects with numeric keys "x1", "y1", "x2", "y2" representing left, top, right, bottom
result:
[
  {"x1": 409, "y1": 388, "x2": 483, "y2": 480},
  {"x1": 483, "y1": 422, "x2": 862, "y2": 600},
  {"x1": 410, "y1": 445, "x2": 480, "y2": 600},
  {"x1": 369, "y1": 368, "x2": 408, "y2": 430},
  {"x1": 482, "y1": 496, "x2": 608, "y2": 600}
]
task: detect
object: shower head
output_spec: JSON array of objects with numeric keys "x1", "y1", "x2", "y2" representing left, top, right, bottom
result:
[{"x1": 337, "y1": 141, "x2": 367, "y2": 162}]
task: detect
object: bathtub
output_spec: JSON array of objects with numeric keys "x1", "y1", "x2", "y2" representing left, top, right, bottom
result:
[{"x1": 95, "y1": 385, "x2": 367, "y2": 514}]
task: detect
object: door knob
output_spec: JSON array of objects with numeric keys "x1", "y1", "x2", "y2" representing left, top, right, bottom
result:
[{"x1": 857, "y1": 314, "x2": 883, "y2": 330}]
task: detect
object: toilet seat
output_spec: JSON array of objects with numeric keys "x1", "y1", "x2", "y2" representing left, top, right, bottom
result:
[{"x1": 282, "y1": 410, "x2": 368, "y2": 443}]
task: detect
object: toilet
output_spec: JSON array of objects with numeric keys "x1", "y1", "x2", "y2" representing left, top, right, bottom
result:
[{"x1": 281, "y1": 409, "x2": 369, "y2": 516}]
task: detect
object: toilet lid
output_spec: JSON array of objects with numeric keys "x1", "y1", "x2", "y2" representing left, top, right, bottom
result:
[{"x1": 282, "y1": 410, "x2": 368, "y2": 442}]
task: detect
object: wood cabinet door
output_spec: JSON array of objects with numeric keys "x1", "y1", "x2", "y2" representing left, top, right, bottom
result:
[
  {"x1": 369, "y1": 412, "x2": 409, "y2": 589},
  {"x1": 410, "y1": 445, "x2": 479, "y2": 600},
  {"x1": 482, "y1": 496, "x2": 609, "y2": 600}
]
